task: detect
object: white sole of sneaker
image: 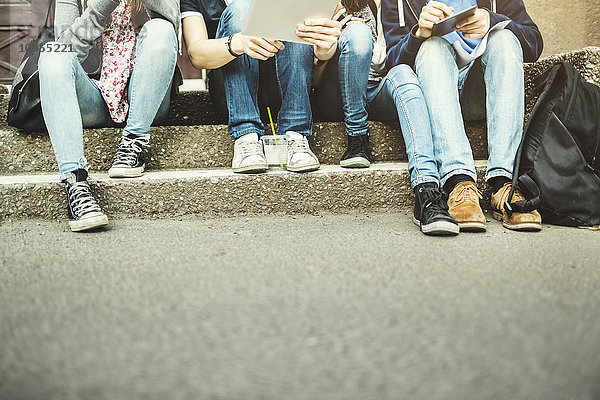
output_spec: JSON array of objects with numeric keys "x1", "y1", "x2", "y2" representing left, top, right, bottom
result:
[
  {"x1": 286, "y1": 163, "x2": 320, "y2": 173},
  {"x1": 232, "y1": 164, "x2": 269, "y2": 174},
  {"x1": 108, "y1": 165, "x2": 145, "y2": 178},
  {"x1": 458, "y1": 221, "x2": 487, "y2": 232},
  {"x1": 69, "y1": 214, "x2": 109, "y2": 232},
  {"x1": 340, "y1": 157, "x2": 370, "y2": 168},
  {"x1": 413, "y1": 217, "x2": 460, "y2": 236},
  {"x1": 492, "y1": 211, "x2": 542, "y2": 231}
]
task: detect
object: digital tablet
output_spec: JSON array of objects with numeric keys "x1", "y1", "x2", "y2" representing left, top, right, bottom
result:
[
  {"x1": 431, "y1": 5, "x2": 477, "y2": 36},
  {"x1": 242, "y1": 0, "x2": 339, "y2": 44}
]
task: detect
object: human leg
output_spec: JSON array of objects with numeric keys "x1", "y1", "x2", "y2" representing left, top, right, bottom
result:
[
  {"x1": 216, "y1": 0, "x2": 268, "y2": 173},
  {"x1": 38, "y1": 49, "x2": 109, "y2": 231},
  {"x1": 415, "y1": 37, "x2": 485, "y2": 231},
  {"x1": 39, "y1": 49, "x2": 110, "y2": 179},
  {"x1": 216, "y1": 0, "x2": 264, "y2": 140},
  {"x1": 375, "y1": 64, "x2": 440, "y2": 188},
  {"x1": 109, "y1": 19, "x2": 178, "y2": 178},
  {"x1": 319, "y1": 23, "x2": 373, "y2": 167},
  {"x1": 367, "y1": 65, "x2": 458, "y2": 235},
  {"x1": 479, "y1": 30, "x2": 541, "y2": 230},
  {"x1": 415, "y1": 36, "x2": 476, "y2": 187},
  {"x1": 479, "y1": 29, "x2": 524, "y2": 183},
  {"x1": 312, "y1": 22, "x2": 372, "y2": 136},
  {"x1": 269, "y1": 40, "x2": 319, "y2": 172}
]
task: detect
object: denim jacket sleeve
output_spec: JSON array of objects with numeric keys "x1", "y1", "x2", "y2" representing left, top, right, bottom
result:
[{"x1": 381, "y1": 0, "x2": 425, "y2": 69}]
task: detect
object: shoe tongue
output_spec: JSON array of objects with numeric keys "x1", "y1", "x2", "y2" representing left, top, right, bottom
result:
[
  {"x1": 237, "y1": 133, "x2": 259, "y2": 143},
  {"x1": 74, "y1": 169, "x2": 88, "y2": 182},
  {"x1": 286, "y1": 131, "x2": 303, "y2": 140},
  {"x1": 416, "y1": 182, "x2": 438, "y2": 193}
]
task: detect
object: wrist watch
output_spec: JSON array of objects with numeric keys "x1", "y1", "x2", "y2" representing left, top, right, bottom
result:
[{"x1": 226, "y1": 34, "x2": 242, "y2": 57}]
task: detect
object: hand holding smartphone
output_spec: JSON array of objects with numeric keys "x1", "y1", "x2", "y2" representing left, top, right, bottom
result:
[{"x1": 431, "y1": 5, "x2": 477, "y2": 36}]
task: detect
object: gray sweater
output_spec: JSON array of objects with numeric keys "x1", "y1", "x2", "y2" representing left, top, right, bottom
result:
[{"x1": 55, "y1": 0, "x2": 180, "y2": 62}]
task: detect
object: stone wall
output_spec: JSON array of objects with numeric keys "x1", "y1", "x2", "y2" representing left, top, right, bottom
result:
[{"x1": 526, "y1": 0, "x2": 600, "y2": 56}]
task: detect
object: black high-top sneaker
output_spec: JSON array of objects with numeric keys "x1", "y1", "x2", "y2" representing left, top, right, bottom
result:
[
  {"x1": 108, "y1": 134, "x2": 149, "y2": 178},
  {"x1": 340, "y1": 133, "x2": 371, "y2": 168},
  {"x1": 64, "y1": 169, "x2": 108, "y2": 232},
  {"x1": 413, "y1": 183, "x2": 459, "y2": 236}
]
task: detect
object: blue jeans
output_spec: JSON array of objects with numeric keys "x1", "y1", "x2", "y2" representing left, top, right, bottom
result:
[
  {"x1": 415, "y1": 30, "x2": 525, "y2": 186},
  {"x1": 367, "y1": 65, "x2": 440, "y2": 188},
  {"x1": 312, "y1": 22, "x2": 373, "y2": 136},
  {"x1": 215, "y1": 0, "x2": 314, "y2": 139},
  {"x1": 39, "y1": 19, "x2": 178, "y2": 180}
]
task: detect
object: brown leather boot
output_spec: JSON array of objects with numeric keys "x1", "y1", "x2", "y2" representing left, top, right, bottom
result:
[
  {"x1": 491, "y1": 182, "x2": 542, "y2": 231},
  {"x1": 447, "y1": 181, "x2": 487, "y2": 232}
]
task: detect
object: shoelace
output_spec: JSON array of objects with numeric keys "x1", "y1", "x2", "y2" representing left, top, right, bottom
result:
[
  {"x1": 454, "y1": 184, "x2": 483, "y2": 205},
  {"x1": 420, "y1": 187, "x2": 449, "y2": 213},
  {"x1": 498, "y1": 184, "x2": 525, "y2": 207},
  {"x1": 113, "y1": 136, "x2": 148, "y2": 166},
  {"x1": 237, "y1": 140, "x2": 262, "y2": 157},
  {"x1": 69, "y1": 182, "x2": 102, "y2": 217},
  {"x1": 288, "y1": 137, "x2": 310, "y2": 155}
]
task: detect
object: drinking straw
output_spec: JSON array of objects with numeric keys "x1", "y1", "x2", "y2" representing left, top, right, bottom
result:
[{"x1": 267, "y1": 107, "x2": 284, "y2": 168}]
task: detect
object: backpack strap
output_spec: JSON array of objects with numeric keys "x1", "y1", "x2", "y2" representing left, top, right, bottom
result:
[
  {"x1": 504, "y1": 174, "x2": 542, "y2": 214},
  {"x1": 506, "y1": 63, "x2": 563, "y2": 216},
  {"x1": 525, "y1": 65, "x2": 555, "y2": 106},
  {"x1": 43, "y1": 0, "x2": 56, "y2": 28}
]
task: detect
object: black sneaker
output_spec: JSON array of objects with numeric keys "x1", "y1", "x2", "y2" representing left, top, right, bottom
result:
[
  {"x1": 413, "y1": 183, "x2": 459, "y2": 236},
  {"x1": 340, "y1": 133, "x2": 371, "y2": 168},
  {"x1": 63, "y1": 169, "x2": 108, "y2": 232},
  {"x1": 108, "y1": 134, "x2": 149, "y2": 178}
]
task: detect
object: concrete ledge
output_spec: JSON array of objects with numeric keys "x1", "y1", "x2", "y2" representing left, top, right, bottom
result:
[
  {"x1": 0, "y1": 121, "x2": 489, "y2": 175},
  {"x1": 1, "y1": 47, "x2": 597, "y2": 175},
  {"x1": 0, "y1": 162, "x2": 489, "y2": 221}
]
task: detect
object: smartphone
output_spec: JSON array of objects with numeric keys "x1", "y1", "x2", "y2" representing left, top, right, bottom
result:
[{"x1": 431, "y1": 5, "x2": 477, "y2": 36}]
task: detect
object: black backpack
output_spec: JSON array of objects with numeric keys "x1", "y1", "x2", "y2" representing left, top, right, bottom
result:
[
  {"x1": 7, "y1": 0, "x2": 102, "y2": 132},
  {"x1": 506, "y1": 61, "x2": 600, "y2": 228},
  {"x1": 6, "y1": 0, "x2": 55, "y2": 132}
]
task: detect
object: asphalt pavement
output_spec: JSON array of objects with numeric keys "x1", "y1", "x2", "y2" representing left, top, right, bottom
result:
[{"x1": 1, "y1": 213, "x2": 599, "y2": 400}]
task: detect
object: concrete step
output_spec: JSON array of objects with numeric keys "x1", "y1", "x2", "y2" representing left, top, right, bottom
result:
[
  {"x1": 0, "y1": 162, "x2": 488, "y2": 221},
  {"x1": 0, "y1": 47, "x2": 597, "y2": 176},
  {"x1": 0, "y1": 118, "x2": 487, "y2": 175}
]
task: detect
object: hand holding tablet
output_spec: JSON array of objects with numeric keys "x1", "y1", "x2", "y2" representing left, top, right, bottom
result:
[{"x1": 242, "y1": 0, "x2": 340, "y2": 44}]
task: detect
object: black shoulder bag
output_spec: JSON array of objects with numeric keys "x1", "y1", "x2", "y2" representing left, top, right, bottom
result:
[
  {"x1": 6, "y1": 0, "x2": 56, "y2": 132},
  {"x1": 505, "y1": 61, "x2": 600, "y2": 228},
  {"x1": 7, "y1": 0, "x2": 102, "y2": 132}
]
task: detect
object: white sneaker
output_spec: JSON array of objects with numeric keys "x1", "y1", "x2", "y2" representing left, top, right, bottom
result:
[
  {"x1": 286, "y1": 131, "x2": 320, "y2": 173},
  {"x1": 232, "y1": 133, "x2": 269, "y2": 174}
]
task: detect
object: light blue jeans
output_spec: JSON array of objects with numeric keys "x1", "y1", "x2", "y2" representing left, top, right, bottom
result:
[
  {"x1": 215, "y1": 0, "x2": 314, "y2": 139},
  {"x1": 39, "y1": 18, "x2": 178, "y2": 180},
  {"x1": 312, "y1": 22, "x2": 373, "y2": 136},
  {"x1": 367, "y1": 64, "x2": 440, "y2": 188},
  {"x1": 414, "y1": 30, "x2": 525, "y2": 186}
]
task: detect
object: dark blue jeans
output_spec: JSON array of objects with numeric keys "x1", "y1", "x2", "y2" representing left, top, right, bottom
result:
[
  {"x1": 214, "y1": 0, "x2": 314, "y2": 139},
  {"x1": 312, "y1": 22, "x2": 373, "y2": 136}
]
